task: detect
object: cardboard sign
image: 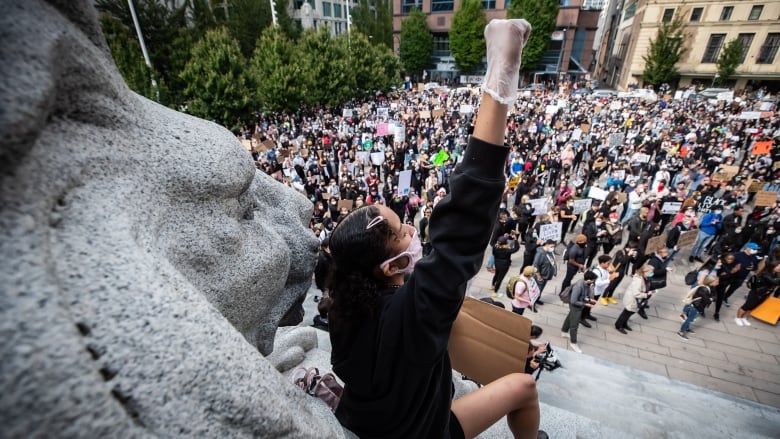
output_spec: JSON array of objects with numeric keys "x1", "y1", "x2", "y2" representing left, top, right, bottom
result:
[
  {"x1": 712, "y1": 170, "x2": 735, "y2": 182},
  {"x1": 432, "y1": 109, "x2": 445, "y2": 118},
  {"x1": 588, "y1": 187, "x2": 608, "y2": 201},
  {"x1": 645, "y1": 233, "x2": 668, "y2": 254},
  {"x1": 572, "y1": 198, "x2": 593, "y2": 215},
  {"x1": 260, "y1": 139, "x2": 275, "y2": 151},
  {"x1": 661, "y1": 201, "x2": 682, "y2": 215},
  {"x1": 337, "y1": 199, "x2": 354, "y2": 211},
  {"x1": 748, "y1": 180, "x2": 765, "y2": 192},
  {"x1": 676, "y1": 230, "x2": 698, "y2": 248},
  {"x1": 616, "y1": 192, "x2": 628, "y2": 203},
  {"x1": 752, "y1": 140, "x2": 772, "y2": 156},
  {"x1": 417, "y1": 83, "x2": 425, "y2": 92},
  {"x1": 528, "y1": 198, "x2": 549, "y2": 216},
  {"x1": 581, "y1": 123, "x2": 590, "y2": 133},
  {"x1": 419, "y1": 110, "x2": 431, "y2": 119},
  {"x1": 593, "y1": 158, "x2": 608, "y2": 169},
  {"x1": 508, "y1": 175, "x2": 521, "y2": 189},
  {"x1": 539, "y1": 222, "x2": 563, "y2": 242},
  {"x1": 755, "y1": 191, "x2": 779, "y2": 207}
]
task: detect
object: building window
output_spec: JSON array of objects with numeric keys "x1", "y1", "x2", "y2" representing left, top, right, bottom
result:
[
  {"x1": 702, "y1": 34, "x2": 726, "y2": 63},
  {"x1": 293, "y1": 0, "x2": 315, "y2": 8},
  {"x1": 582, "y1": 0, "x2": 605, "y2": 9},
  {"x1": 756, "y1": 33, "x2": 780, "y2": 64},
  {"x1": 662, "y1": 8, "x2": 674, "y2": 23},
  {"x1": 432, "y1": 34, "x2": 450, "y2": 58},
  {"x1": 623, "y1": 0, "x2": 637, "y2": 21},
  {"x1": 690, "y1": 7, "x2": 703, "y2": 22},
  {"x1": 322, "y1": 2, "x2": 331, "y2": 17},
  {"x1": 719, "y1": 6, "x2": 733, "y2": 21},
  {"x1": 431, "y1": 0, "x2": 454, "y2": 12},
  {"x1": 401, "y1": 0, "x2": 418, "y2": 14},
  {"x1": 483, "y1": 0, "x2": 496, "y2": 9},
  {"x1": 334, "y1": 4, "x2": 341, "y2": 17},
  {"x1": 737, "y1": 33, "x2": 754, "y2": 63},
  {"x1": 748, "y1": 5, "x2": 763, "y2": 20},
  {"x1": 559, "y1": 0, "x2": 571, "y2": 6}
]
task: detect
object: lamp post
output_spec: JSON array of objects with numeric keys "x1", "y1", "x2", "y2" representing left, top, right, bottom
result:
[
  {"x1": 711, "y1": 73, "x2": 720, "y2": 87},
  {"x1": 127, "y1": 0, "x2": 159, "y2": 102}
]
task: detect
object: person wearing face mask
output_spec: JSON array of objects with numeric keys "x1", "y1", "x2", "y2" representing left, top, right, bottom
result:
[
  {"x1": 712, "y1": 254, "x2": 737, "y2": 321},
  {"x1": 326, "y1": 23, "x2": 544, "y2": 438},
  {"x1": 615, "y1": 265, "x2": 655, "y2": 334},
  {"x1": 723, "y1": 243, "x2": 763, "y2": 308},
  {"x1": 581, "y1": 215, "x2": 605, "y2": 268},
  {"x1": 603, "y1": 212, "x2": 622, "y2": 254},
  {"x1": 532, "y1": 240, "x2": 558, "y2": 304},
  {"x1": 560, "y1": 271, "x2": 598, "y2": 354},
  {"x1": 665, "y1": 219, "x2": 690, "y2": 262},
  {"x1": 603, "y1": 243, "x2": 637, "y2": 303},
  {"x1": 689, "y1": 207, "x2": 723, "y2": 263},
  {"x1": 561, "y1": 234, "x2": 588, "y2": 291}
]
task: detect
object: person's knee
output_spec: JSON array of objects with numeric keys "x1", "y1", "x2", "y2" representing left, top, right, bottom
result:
[{"x1": 505, "y1": 373, "x2": 538, "y2": 405}]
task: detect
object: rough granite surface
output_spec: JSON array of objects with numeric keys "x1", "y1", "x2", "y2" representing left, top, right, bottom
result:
[{"x1": 0, "y1": 1, "x2": 344, "y2": 437}]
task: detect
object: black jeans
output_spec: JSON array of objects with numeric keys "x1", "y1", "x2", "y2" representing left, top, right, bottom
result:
[
  {"x1": 615, "y1": 309, "x2": 635, "y2": 329},
  {"x1": 492, "y1": 264, "x2": 510, "y2": 291},
  {"x1": 603, "y1": 274, "x2": 625, "y2": 298},
  {"x1": 561, "y1": 265, "x2": 578, "y2": 291}
]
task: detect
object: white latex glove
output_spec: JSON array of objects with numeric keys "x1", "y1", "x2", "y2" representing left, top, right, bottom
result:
[{"x1": 481, "y1": 19, "x2": 532, "y2": 105}]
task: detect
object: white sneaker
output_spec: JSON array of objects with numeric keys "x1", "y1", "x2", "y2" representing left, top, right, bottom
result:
[
  {"x1": 741, "y1": 318, "x2": 751, "y2": 326},
  {"x1": 735, "y1": 318, "x2": 744, "y2": 327},
  {"x1": 569, "y1": 342, "x2": 583, "y2": 354},
  {"x1": 561, "y1": 331, "x2": 570, "y2": 338}
]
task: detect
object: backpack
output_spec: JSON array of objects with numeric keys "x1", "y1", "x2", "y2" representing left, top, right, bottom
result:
[
  {"x1": 684, "y1": 269, "x2": 698, "y2": 286},
  {"x1": 506, "y1": 276, "x2": 528, "y2": 299},
  {"x1": 559, "y1": 285, "x2": 573, "y2": 303},
  {"x1": 694, "y1": 286, "x2": 712, "y2": 310}
]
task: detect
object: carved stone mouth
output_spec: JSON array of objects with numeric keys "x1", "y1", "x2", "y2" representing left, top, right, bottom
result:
[{"x1": 279, "y1": 294, "x2": 305, "y2": 326}]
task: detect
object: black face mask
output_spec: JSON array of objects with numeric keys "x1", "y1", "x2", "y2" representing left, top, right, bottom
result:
[{"x1": 577, "y1": 243, "x2": 586, "y2": 248}]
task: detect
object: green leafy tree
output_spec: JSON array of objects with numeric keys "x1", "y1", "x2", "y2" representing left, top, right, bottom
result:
[
  {"x1": 507, "y1": 0, "x2": 559, "y2": 70},
  {"x1": 399, "y1": 8, "x2": 433, "y2": 78},
  {"x1": 99, "y1": 12, "x2": 160, "y2": 100},
  {"x1": 716, "y1": 38, "x2": 743, "y2": 85},
  {"x1": 297, "y1": 28, "x2": 355, "y2": 107},
  {"x1": 343, "y1": 32, "x2": 401, "y2": 98},
  {"x1": 180, "y1": 28, "x2": 252, "y2": 130},
  {"x1": 449, "y1": 0, "x2": 486, "y2": 72},
  {"x1": 250, "y1": 28, "x2": 311, "y2": 112},
  {"x1": 226, "y1": 0, "x2": 269, "y2": 58},
  {"x1": 641, "y1": 12, "x2": 688, "y2": 87},
  {"x1": 351, "y1": 0, "x2": 394, "y2": 49}
]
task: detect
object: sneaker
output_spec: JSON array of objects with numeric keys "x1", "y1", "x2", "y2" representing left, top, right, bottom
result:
[
  {"x1": 608, "y1": 297, "x2": 619, "y2": 305},
  {"x1": 686, "y1": 328, "x2": 695, "y2": 334},
  {"x1": 624, "y1": 325, "x2": 633, "y2": 331},
  {"x1": 561, "y1": 331, "x2": 570, "y2": 338},
  {"x1": 569, "y1": 342, "x2": 583, "y2": 354},
  {"x1": 713, "y1": 313, "x2": 720, "y2": 322},
  {"x1": 735, "y1": 318, "x2": 744, "y2": 326},
  {"x1": 600, "y1": 297, "x2": 608, "y2": 306},
  {"x1": 580, "y1": 320, "x2": 592, "y2": 328},
  {"x1": 676, "y1": 331, "x2": 689, "y2": 340},
  {"x1": 488, "y1": 286, "x2": 495, "y2": 291},
  {"x1": 616, "y1": 327, "x2": 627, "y2": 334},
  {"x1": 741, "y1": 318, "x2": 751, "y2": 326},
  {"x1": 724, "y1": 299, "x2": 730, "y2": 308}
]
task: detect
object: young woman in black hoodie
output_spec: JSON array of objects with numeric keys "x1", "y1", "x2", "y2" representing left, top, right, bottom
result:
[{"x1": 326, "y1": 20, "x2": 541, "y2": 439}]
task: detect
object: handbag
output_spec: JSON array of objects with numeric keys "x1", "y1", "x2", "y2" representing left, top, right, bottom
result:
[
  {"x1": 292, "y1": 367, "x2": 343, "y2": 412},
  {"x1": 449, "y1": 297, "x2": 532, "y2": 386},
  {"x1": 648, "y1": 276, "x2": 667, "y2": 291}
]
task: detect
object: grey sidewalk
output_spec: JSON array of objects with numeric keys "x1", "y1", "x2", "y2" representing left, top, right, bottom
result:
[{"x1": 472, "y1": 247, "x2": 780, "y2": 408}]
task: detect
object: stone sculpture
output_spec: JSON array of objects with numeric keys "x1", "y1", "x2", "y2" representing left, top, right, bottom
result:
[{"x1": 0, "y1": 1, "x2": 344, "y2": 436}]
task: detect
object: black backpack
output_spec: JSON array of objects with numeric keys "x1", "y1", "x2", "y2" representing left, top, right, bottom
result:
[{"x1": 684, "y1": 269, "x2": 698, "y2": 286}]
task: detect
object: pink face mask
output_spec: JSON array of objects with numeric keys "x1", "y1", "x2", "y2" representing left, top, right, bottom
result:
[{"x1": 380, "y1": 225, "x2": 423, "y2": 275}]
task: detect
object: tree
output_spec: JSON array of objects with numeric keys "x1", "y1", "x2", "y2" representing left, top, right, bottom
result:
[
  {"x1": 399, "y1": 8, "x2": 433, "y2": 78},
  {"x1": 506, "y1": 0, "x2": 559, "y2": 70},
  {"x1": 352, "y1": 0, "x2": 394, "y2": 49},
  {"x1": 449, "y1": 0, "x2": 486, "y2": 73},
  {"x1": 250, "y1": 28, "x2": 311, "y2": 113},
  {"x1": 180, "y1": 28, "x2": 252, "y2": 130},
  {"x1": 642, "y1": 12, "x2": 688, "y2": 87},
  {"x1": 297, "y1": 28, "x2": 355, "y2": 107},
  {"x1": 716, "y1": 38, "x2": 743, "y2": 85},
  {"x1": 99, "y1": 12, "x2": 160, "y2": 100},
  {"x1": 342, "y1": 32, "x2": 401, "y2": 99}
]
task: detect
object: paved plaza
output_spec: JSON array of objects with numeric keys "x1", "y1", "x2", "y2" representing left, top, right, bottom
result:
[{"x1": 469, "y1": 246, "x2": 780, "y2": 409}]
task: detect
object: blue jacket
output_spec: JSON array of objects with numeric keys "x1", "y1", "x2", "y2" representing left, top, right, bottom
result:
[{"x1": 699, "y1": 212, "x2": 722, "y2": 235}]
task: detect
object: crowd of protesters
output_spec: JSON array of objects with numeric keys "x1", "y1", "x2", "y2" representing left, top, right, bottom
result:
[{"x1": 247, "y1": 81, "x2": 780, "y2": 351}]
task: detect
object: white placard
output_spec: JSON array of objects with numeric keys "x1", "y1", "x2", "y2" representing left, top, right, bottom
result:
[
  {"x1": 342, "y1": 108, "x2": 353, "y2": 118},
  {"x1": 377, "y1": 107, "x2": 390, "y2": 118},
  {"x1": 610, "y1": 101, "x2": 622, "y2": 110},
  {"x1": 459, "y1": 104, "x2": 474, "y2": 114},
  {"x1": 608, "y1": 133, "x2": 624, "y2": 148},
  {"x1": 717, "y1": 91, "x2": 734, "y2": 102},
  {"x1": 572, "y1": 198, "x2": 593, "y2": 215},
  {"x1": 370, "y1": 152, "x2": 385, "y2": 165},
  {"x1": 571, "y1": 128, "x2": 582, "y2": 140},
  {"x1": 740, "y1": 111, "x2": 762, "y2": 120},
  {"x1": 529, "y1": 198, "x2": 549, "y2": 216},
  {"x1": 557, "y1": 99, "x2": 568, "y2": 109},
  {"x1": 632, "y1": 153, "x2": 651, "y2": 163},
  {"x1": 588, "y1": 187, "x2": 608, "y2": 201},
  {"x1": 539, "y1": 222, "x2": 563, "y2": 242},
  {"x1": 397, "y1": 170, "x2": 412, "y2": 196},
  {"x1": 674, "y1": 91, "x2": 683, "y2": 100},
  {"x1": 760, "y1": 101, "x2": 773, "y2": 111},
  {"x1": 545, "y1": 105, "x2": 558, "y2": 115},
  {"x1": 616, "y1": 170, "x2": 626, "y2": 180},
  {"x1": 661, "y1": 201, "x2": 682, "y2": 215}
]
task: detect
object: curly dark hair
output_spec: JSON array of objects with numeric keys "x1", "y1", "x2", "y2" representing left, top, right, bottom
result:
[{"x1": 327, "y1": 206, "x2": 394, "y2": 336}]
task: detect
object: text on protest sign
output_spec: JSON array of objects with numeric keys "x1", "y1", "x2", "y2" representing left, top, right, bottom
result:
[
  {"x1": 538, "y1": 222, "x2": 563, "y2": 242},
  {"x1": 755, "y1": 191, "x2": 779, "y2": 208},
  {"x1": 588, "y1": 187, "x2": 608, "y2": 201},
  {"x1": 696, "y1": 195, "x2": 726, "y2": 213},
  {"x1": 608, "y1": 133, "x2": 624, "y2": 148},
  {"x1": 661, "y1": 202, "x2": 682, "y2": 215},
  {"x1": 572, "y1": 198, "x2": 593, "y2": 215},
  {"x1": 529, "y1": 198, "x2": 549, "y2": 216}
]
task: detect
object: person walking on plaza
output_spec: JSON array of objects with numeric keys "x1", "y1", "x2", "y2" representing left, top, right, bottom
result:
[
  {"x1": 677, "y1": 276, "x2": 717, "y2": 340},
  {"x1": 561, "y1": 234, "x2": 588, "y2": 291},
  {"x1": 735, "y1": 260, "x2": 780, "y2": 326},
  {"x1": 326, "y1": 19, "x2": 542, "y2": 439},
  {"x1": 615, "y1": 265, "x2": 654, "y2": 334},
  {"x1": 532, "y1": 239, "x2": 557, "y2": 304},
  {"x1": 511, "y1": 266, "x2": 541, "y2": 315},
  {"x1": 602, "y1": 243, "x2": 636, "y2": 304},
  {"x1": 690, "y1": 207, "x2": 723, "y2": 262},
  {"x1": 593, "y1": 255, "x2": 618, "y2": 307},
  {"x1": 491, "y1": 234, "x2": 520, "y2": 294},
  {"x1": 561, "y1": 271, "x2": 598, "y2": 354},
  {"x1": 724, "y1": 242, "x2": 763, "y2": 307}
]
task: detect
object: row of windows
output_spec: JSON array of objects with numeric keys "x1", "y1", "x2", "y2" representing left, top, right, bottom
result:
[
  {"x1": 701, "y1": 32, "x2": 779, "y2": 64},
  {"x1": 321, "y1": 2, "x2": 344, "y2": 17},
  {"x1": 400, "y1": 0, "x2": 498, "y2": 13},
  {"x1": 661, "y1": 4, "x2": 765, "y2": 23}
]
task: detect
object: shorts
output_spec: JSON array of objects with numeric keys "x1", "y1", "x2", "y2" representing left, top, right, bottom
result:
[
  {"x1": 449, "y1": 410, "x2": 465, "y2": 439},
  {"x1": 742, "y1": 291, "x2": 769, "y2": 311}
]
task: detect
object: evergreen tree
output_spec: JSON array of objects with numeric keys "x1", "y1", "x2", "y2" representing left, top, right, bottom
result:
[
  {"x1": 250, "y1": 28, "x2": 310, "y2": 113},
  {"x1": 641, "y1": 12, "x2": 688, "y2": 87},
  {"x1": 449, "y1": 0, "x2": 486, "y2": 73},
  {"x1": 351, "y1": 0, "x2": 394, "y2": 49},
  {"x1": 180, "y1": 28, "x2": 252, "y2": 130},
  {"x1": 399, "y1": 8, "x2": 433, "y2": 78},
  {"x1": 343, "y1": 32, "x2": 401, "y2": 98},
  {"x1": 506, "y1": 0, "x2": 558, "y2": 70},
  {"x1": 298, "y1": 28, "x2": 355, "y2": 107},
  {"x1": 226, "y1": 0, "x2": 269, "y2": 58},
  {"x1": 99, "y1": 12, "x2": 160, "y2": 100},
  {"x1": 716, "y1": 38, "x2": 743, "y2": 85}
]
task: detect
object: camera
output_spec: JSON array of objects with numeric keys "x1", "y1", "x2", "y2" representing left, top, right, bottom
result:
[{"x1": 534, "y1": 342, "x2": 562, "y2": 371}]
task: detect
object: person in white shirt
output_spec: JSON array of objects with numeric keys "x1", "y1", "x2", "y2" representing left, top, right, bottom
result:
[
  {"x1": 621, "y1": 182, "x2": 647, "y2": 225},
  {"x1": 581, "y1": 255, "x2": 617, "y2": 325}
]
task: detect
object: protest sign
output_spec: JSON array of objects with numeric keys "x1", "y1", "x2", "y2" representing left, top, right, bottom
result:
[
  {"x1": 260, "y1": 139, "x2": 275, "y2": 151},
  {"x1": 581, "y1": 123, "x2": 590, "y2": 133},
  {"x1": 696, "y1": 195, "x2": 726, "y2": 213},
  {"x1": 608, "y1": 133, "x2": 624, "y2": 148},
  {"x1": 588, "y1": 187, "x2": 608, "y2": 201},
  {"x1": 419, "y1": 110, "x2": 432, "y2": 119},
  {"x1": 755, "y1": 191, "x2": 779, "y2": 207},
  {"x1": 432, "y1": 108, "x2": 445, "y2": 118},
  {"x1": 342, "y1": 108, "x2": 353, "y2": 118},
  {"x1": 370, "y1": 152, "x2": 385, "y2": 165},
  {"x1": 337, "y1": 199, "x2": 354, "y2": 212},
  {"x1": 748, "y1": 180, "x2": 765, "y2": 192},
  {"x1": 593, "y1": 158, "x2": 608, "y2": 169},
  {"x1": 760, "y1": 101, "x2": 774, "y2": 111},
  {"x1": 508, "y1": 175, "x2": 520, "y2": 189},
  {"x1": 752, "y1": 140, "x2": 772, "y2": 155},
  {"x1": 632, "y1": 153, "x2": 651, "y2": 163},
  {"x1": 417, "y1": 83, "x2": 425, "y2": 92},
  {"x1": 529, "y1": 198, "x2": 549, "y2": 216},
  {"x1": 616, "y1": 170, "x2": 626, "y2": 180},
  {"x1": 572, "y1": 198, "x2": 593, "y2": 215},
  {"x1": 376, "y1": 123, "x2": 389, "y2": 136},
  {"x1": 459, "y1": 104, "x2": 474, "y2": 114},
  {"x1": 571, "y1": 128, "x2": 583, "y2": 140},
  {"x1": 740, "y1": 111, "x2": 761, "y2": 120},
  {"x1": 661, "y1": 201, "x2": 682, "y2": 215},
  {"x1": 677, "y1": 230, "x2": 698, "y2": 248},
  {"x1": 377, "y1": 107, "x2": 389, "y2": 118},
  {"x1": 397, "y1": 170, "x2": 412, "y2": 196},
  {"x1": 545, "y1": 105, "x2": 558, "y2": 115},
  {"x1": 432, "y1": 150, "x2": 450, "y2": 166},
  {"x1": 645, "y1": 233, "x2": 668, "y2": 254},
  {"x1": 539, "y1": 222, "x2": 563, "y2": 242}
]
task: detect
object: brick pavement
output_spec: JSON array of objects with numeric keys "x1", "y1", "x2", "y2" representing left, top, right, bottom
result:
[{"x1": 471, "y1": 245, "x2": 780, "y2": 408}]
